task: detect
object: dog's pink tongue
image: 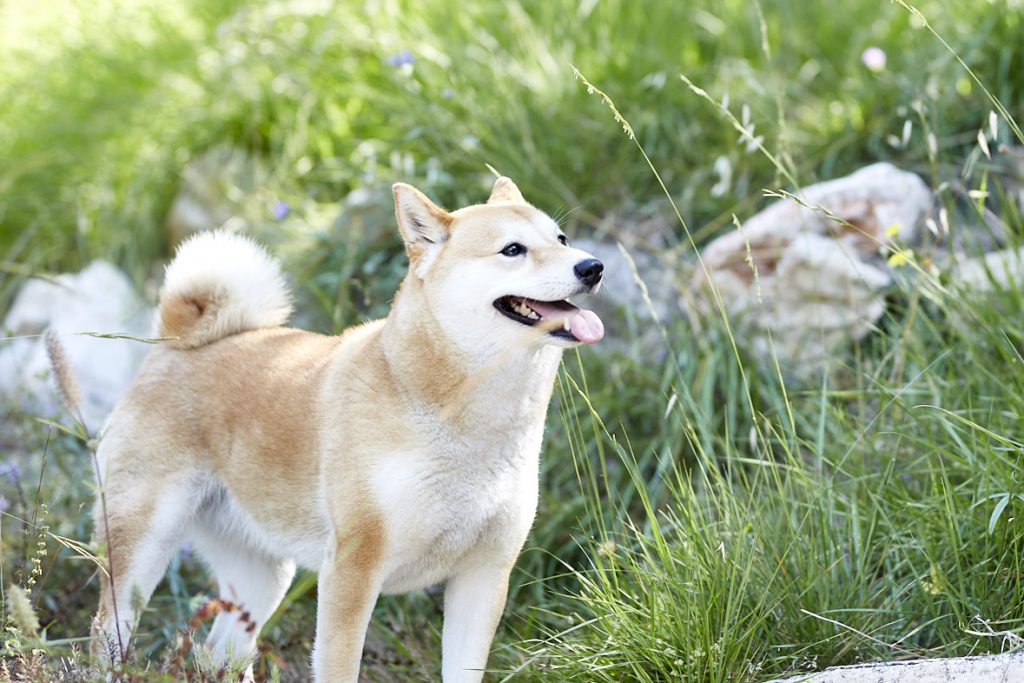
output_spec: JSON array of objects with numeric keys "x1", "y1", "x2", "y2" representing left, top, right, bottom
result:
[
  {"x1": 569, "y1": 309, "x2": 604, "y2": 344},
  {"x1": 526, "y1": 300, "x2": 605, "y2": 344}
]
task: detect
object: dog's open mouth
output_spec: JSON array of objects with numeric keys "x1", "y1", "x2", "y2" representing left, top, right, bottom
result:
[{"x1": 493, "y1": 296, "x2": 605, "y2": 344}]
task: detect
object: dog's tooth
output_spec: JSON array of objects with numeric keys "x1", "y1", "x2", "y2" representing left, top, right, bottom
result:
[
  {"x1": 563, "y1": 318, "x2": 571, "y2": 331},
  {"x1": 511, "y1": 299, "x2": 542, "y2": 320}
]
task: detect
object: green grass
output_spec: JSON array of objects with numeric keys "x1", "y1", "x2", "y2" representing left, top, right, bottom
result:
[
  {"x1": 503, "y1": 280, "x2": 1024, "y2": 681},
  {"x1": 2, "y1": 0, "x2": 1024, "y2": 680}
]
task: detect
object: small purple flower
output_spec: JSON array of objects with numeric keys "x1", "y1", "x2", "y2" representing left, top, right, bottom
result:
[
  {"x1": 441, "y1": 88, "x2": 454, "y2": 100},
  {"x1": 180, "y1": 542, "x2": 194, "y2": 562},
  {"x1": 272, "y1": 200, "x2": 291, "y2": 220},
  {"x1": 862, "y1": 47, "x2": 886, "y2": 72},
  {"x1": 386, "y1": 49, "x2": 415, "y2": 68},
  {"x1": 0, "y1": 496, "x2": 9, "y2": 512},
  {"x1": 0, "y1": 461, "x2": 21, "y2": 486}
]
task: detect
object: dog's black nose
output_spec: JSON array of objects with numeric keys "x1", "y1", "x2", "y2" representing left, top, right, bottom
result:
[{"x1": 574, "y1": 258, "x2": 604, "y2": 286}]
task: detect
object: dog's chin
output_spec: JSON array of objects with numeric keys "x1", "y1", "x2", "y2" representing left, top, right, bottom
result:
[
  {"x1": 492, "y1": 295, "x2": 604, "y2": 346},
  {"x1": 542, "y1": 334, "x2": 584, "y2": 349}
]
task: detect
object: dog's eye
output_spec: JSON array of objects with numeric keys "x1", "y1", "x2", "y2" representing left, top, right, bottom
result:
[
  {"x1": 500, "y1": 242, "x2": 527, "y2": 257},
  {"x1": 557, "y1": 235, "x2": 568, "y2": 246}
]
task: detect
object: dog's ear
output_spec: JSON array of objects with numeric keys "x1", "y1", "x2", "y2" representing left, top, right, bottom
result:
[
  {"x1": 487, "y1": 177, "x2": 526, "y2": 204},
  {"x1": 393, "y1": 184, "x2": 452, "y2": 266}
]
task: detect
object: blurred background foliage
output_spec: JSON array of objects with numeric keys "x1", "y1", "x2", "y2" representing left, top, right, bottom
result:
[{"x1": 2, "y1": 0, "x2": 1021, "y2": 289}]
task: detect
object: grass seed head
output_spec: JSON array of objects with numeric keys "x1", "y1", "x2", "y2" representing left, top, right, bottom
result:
[
  {"x1": 6, "y1": 585, "x2": 40, "y2": 639},
  {"x1": 43, "y1": 329, "x2": 82, "y2": 415}
]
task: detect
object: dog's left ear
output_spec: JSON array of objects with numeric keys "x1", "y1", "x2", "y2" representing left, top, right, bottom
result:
[
  {"x1": 393, "y1": 184, "x2": 452, "y2": 268},
  {"x1": 487, "y1": 177, "x2": 526, "y2": 204}
]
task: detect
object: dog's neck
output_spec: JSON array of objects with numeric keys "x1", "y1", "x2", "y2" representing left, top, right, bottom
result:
[{"x1": 380, "y1": 278, "x2": 562, "y2": 426}]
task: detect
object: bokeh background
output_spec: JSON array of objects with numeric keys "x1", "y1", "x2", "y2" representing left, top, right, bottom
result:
[{"x1": 2, "y1": 0, "x2": 1024, "y2": 680}]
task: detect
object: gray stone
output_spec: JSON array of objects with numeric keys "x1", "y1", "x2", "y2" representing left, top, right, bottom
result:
[
  {"x1": 995, "y1": 145, "x2": 1024, "y2": 215},
  {"x1": 571, "y1": 238, "x2": 684, "y2": 352},
  {"x1": 166, "y1": 146, "x2": 272, "y2": 247},
  {"x1": 952, "y1": 246, "x2": 1024, "y2": 292}
]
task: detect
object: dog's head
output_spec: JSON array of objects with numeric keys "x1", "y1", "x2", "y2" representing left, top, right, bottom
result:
[{"x1": 392, "y1": 177, "x2": 604, "y2": 350}]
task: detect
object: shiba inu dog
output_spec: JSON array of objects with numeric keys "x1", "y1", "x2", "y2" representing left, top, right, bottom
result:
[{"x1": 90, "y1": 177, "x2": 604, "y2": 681}]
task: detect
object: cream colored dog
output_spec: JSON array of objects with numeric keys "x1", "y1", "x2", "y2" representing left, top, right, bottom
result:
[{"x1": 90, "y1": 177, "x2": 604, "y2": 681}]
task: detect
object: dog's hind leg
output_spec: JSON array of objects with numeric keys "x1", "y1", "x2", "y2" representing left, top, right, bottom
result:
[
  {"x1": 90, "y1": 470, "x2": 198, "y2": 666},
  {"x1": 190, "y1": 520, "x2": 296, "y2": 678}
]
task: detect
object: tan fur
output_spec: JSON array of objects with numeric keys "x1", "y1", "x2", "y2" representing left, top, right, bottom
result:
[
  {"x1": 157, "y1": 293, "x2": 206, "y2": 346},
  {"x1": 92, "y1": 178, "x2": 603, "y2": 682},
  {"x1": 487, "y1": 177, "x2": 526, "y2": 204}
]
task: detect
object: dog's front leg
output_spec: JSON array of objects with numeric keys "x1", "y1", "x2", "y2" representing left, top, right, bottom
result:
[
  {"x1": 441, "y1": 560, "x2": 514, "y2": 682},
  {"x1": 311, "y1": 533, "x2": 384, "y2": 682}
]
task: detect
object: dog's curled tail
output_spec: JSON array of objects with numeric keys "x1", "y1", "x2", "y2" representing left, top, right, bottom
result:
[{"x1": 157, "y1": 231, "x2": 292, "y2": 349}]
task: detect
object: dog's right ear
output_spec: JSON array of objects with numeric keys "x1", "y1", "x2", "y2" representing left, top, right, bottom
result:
[{"x1": 393, "y1": 183, "x2": 452, "y2": 270}]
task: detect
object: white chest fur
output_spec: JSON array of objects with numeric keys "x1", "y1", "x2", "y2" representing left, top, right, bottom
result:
[{"x1": 369, "y1": 415, "x2": 544, "y2": 594}]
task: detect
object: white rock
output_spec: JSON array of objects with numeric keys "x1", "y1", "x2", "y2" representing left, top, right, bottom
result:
[
  {"x1": 0, "y1": 261, "x2": 153, "y2": 428},
  {"x1": 951, "y1": 246, "x2": 1024, "y2": 292},
  {"x1": 691, "y1": 163, "x2": 932, "y2": 369},
  {"x1": 769, "y1": 650, "x2": 1024, "y2": 682}
]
